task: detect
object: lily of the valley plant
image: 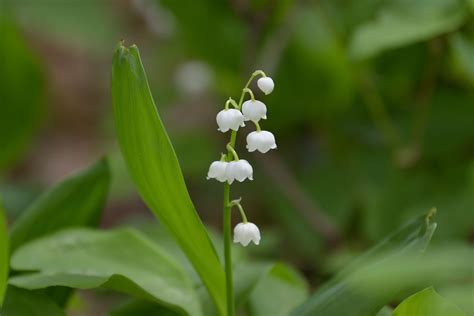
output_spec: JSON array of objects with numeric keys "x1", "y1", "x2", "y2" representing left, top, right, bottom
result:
[{"x1": 207, "y1": 71, "x2": 275, "y2": 316}]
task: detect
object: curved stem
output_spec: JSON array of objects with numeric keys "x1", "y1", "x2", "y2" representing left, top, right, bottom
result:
[
  {"x1": 226, "y1": 143, "x2": 239, "y2": 161},
  {"x1": 242, "y1": 88, "x2": 255, "y2": 102},
  {"x1": 253, "y1": 121, "x2": 262, "y2": 132},
  {"x1": 236, "y1": 203, "x2": 248, "y2": 223},
  {"x1": 252, "y1": 69, "x2": 266, "y2": 77},
  {"x1": 225, "y1": 98, "x2": 239, "y2": 110},
  {"x1": 238, "y1": 72, "x2": 262, "y2": 107},
  {"x1": 229, "y1": 198, "x2": 248, "y2": 223}
]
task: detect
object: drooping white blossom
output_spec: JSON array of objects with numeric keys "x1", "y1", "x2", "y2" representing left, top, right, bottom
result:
[
  {"x1": 241, "y1": 100, "x2": 267, "y2": 122},
  {"x1": 206, "y1": 161, "x2": 228, "y2": 182},
  {"x1": 246, "y1": 130, "x2": 277, "y2": 153},
  {"x1": 216, "y1": 109, "x2": 245, "y2": 132},
  {"x1": 257, "y1": 77, "x2": 274, "y2": 95},
  {"x1": 233, "y1": 222, "x2": 261, "y2": 246},
  {"x1": 225, "y1": 159, "x2": 253, "y2": 184}
]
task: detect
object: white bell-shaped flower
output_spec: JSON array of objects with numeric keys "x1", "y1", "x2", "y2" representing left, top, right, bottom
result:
[
  {"x1": 206, "y1": 161, "x2": 228, "y2": 182},
  {"x1": 242, "y1": 100, "x2": 267, "y2": 122},
  {"x1": 233, "y1": 222, "x2": 261, "y2": 246},
  {"x1": 225, "y1": 159, "x2": 253, "y2": 184},
  {"x1": 257, "y1": 77, "x2": 274, "y2": 95},
  {"x1": 246, "y1": 130, "x2": 277, "y2": 153},
  {"x1": 216, "y1": 109, "x2": 245, "y2": 132}
]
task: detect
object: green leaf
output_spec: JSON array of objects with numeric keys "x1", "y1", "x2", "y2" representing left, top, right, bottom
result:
[
  {"x1": 349, "y1": 0, "x2": 467, "y2": 59},
  {"x1": 109, "y1": 299, "x2": 180, "y2": 316},
  {"x1": 0, "y1": 14, "x2": 45, "y2": 170},
  {"x1": 291, "y1": 209, "x2": 437, "y2": 316},
  {"x1": 111, "y1": 42, "x2": 225, "y2": 314},
  {"x1": 248, "y1": 263, "x2": 309, "y2": 316},
  {"x1": 9, "y1": 228, "x2": 202, "y2": 316},
  {"x1": 9, "y1": 159, "x2": 110, "y2": 252},
  {"x1": 348, "y1": 244, "x2": 473, "y2": 298},
  {"x1": 1, "y1": 286, "x2": 66, "y2": 316},
  {"x1": 375, "y1": 306, "x2": 393, "y2": 316},
  {"x1": 393, "y1": 287, "x2": 466, "y2": 316},
  {"x1": 449, "y1": 32, "x2": 474, "y2": 85},
  {"x1": 0, "y1": 201, "x2": 8, "y2": 306}
]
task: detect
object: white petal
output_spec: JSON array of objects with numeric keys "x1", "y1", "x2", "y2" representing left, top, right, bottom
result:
[
  {"x1": 216, "y1": 109, "x2": 245, "y2": 133},
  {"x1": 246, "y1": 130, "x2": 277, "y2": 154},
  {"x1": 225, "y1": 160, "x2": 253, "y2": 184},
  {"x1": 257, "y1": 77, "x2": 274, "y2": 95},
  {"x1": 233, "y1": 222, "x2": 261, "y2": 246},
  {"x1": 207, "y1": 161, "x2": 228, "y2": 182},
  {"x1": 242, "y1": 100, "x2": 267, "y2": 122}
]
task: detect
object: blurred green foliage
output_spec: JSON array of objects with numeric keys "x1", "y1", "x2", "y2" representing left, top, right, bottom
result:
[
  {"x1": 0, "y1": 13, "x2": 45, "y2": 171},
  {"x1": 0, "y1": 0, "x2": 473, "y2": 314}
]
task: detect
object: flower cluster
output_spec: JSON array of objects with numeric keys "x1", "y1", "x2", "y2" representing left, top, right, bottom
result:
[{"x1": 207, "y1": 71, "x2": 275, "y2": 246}]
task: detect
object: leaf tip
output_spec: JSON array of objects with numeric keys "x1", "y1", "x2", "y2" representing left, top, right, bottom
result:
[{"x1": 425, "y1": 207, "x2": 437, "y2": 224}]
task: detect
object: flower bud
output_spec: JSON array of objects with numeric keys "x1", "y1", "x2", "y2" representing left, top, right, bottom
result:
[
  {"x1": 216, "y1": 109, "x2": 245, "y2": 133},
  {"x1": 242, "y1": 100, "x2": 267, "y2": 122},
  {"x1": 246, "y1": 130, "x2": 277, "y2": 153},
  {"x1": 225, "y1": 159, "x2": 253, "y2": 184},
  {"x1": 233, "y1": 222, "x2": 261, "y2": 246},
  {"x1": 206, "y1": 161, "x2": 228, "y2": 182},
  {"x1": 257, "y1": 77, "x2": 274, "y2": 95}
]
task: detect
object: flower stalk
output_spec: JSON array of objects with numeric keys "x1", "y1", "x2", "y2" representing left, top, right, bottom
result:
[{"x1": 207, "y1": 70, "x2": 275, "y2": 315}]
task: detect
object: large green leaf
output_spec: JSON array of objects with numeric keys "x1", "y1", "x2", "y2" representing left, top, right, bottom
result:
[
  {"x1": 9, "y1": 228, "x2": 202, "y2": 316},
  {"x1": 291, "y1": 210, "x2": 437, "y2": 316},
  {"x1": 0, "y1": 201, "x2": 8, "y2": 306},
  {"x1": 111, "y1": 43, "x2": 225, "y2": 314},
  {"x1": 393, "y1": 287, "x2": 466, "y2": 316},
  {"x1": 9, "y1": 159, "x2": 110, "y2": 252},
  {"x1": 1, "y1": 286, "x2": 65, "y2": 316},
  {"x1": 0, "y1": 14, "x2": 45, "y2": 170},
  {"x1": 349, "y1": 0, "x2": 467, "y2": 59}
]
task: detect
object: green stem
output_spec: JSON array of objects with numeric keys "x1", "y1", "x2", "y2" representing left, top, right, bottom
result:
[
  {"x1": 243, "y1": 88, "x2": 255, "y2": 101},
  {"x1": 229, "y1": 198, "x2": 248, "y2": 223},
  {"x1": 253, "y1": 121, "x2": 262, "y2": 132},
  {"x1": 236, "y1": 203, "x2": 248, "y2": 223},
  {"x1": 238, "y1": 72, "x2": 263, "y2": 107},
  {"x1": 222, "y1": 72, "x2": 260, "y2": 316},
  {"x1": 226, "y1": 143, "x2": 239, "y2": 161},
  {"x1": 223, "y1": 183, "x2": 234, "y2": 316}
]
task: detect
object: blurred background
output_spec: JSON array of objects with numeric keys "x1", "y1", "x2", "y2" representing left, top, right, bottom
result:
[{"x1": 1, "y1": 0, "x2": 473, "y2": 314}]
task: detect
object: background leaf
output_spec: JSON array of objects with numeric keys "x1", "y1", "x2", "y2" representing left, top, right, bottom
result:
[
  {"x1": 291, "y1": 210, "x2": 437, "y2": 316},
  {"x1": 0, "y1": 14, "x2": 45, "y2": 170},
  {"x1": 1, "y1": 286, "x2": 65, "y2": 316},
  {"x1": 9, "y1": 159, "x2": 110, "y2": 252},
  {"x1": 449, "y1": 31, "x2": 474, "y2": 85},
  {"x1": 0, "y1": 201, "x2": 8, "y2": 306},
  {"x1": 248, "y1": 263, "x2": 309, "y2": 316},
  {"x1": 109, "y1": 299, "x2": 179, "y2": 316},
  {"x1": 9, "y1": 228, "x2": 202, "y2": 316},
  {"x1": 349, "y1": 0, "x2": 468, "y2": 59},
  {"x1": 111, "y1": 43, "x2": 225, "y2": 315},
  {"x1": 393, "y1": 287, "x2": 466, "y2": 316}
]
